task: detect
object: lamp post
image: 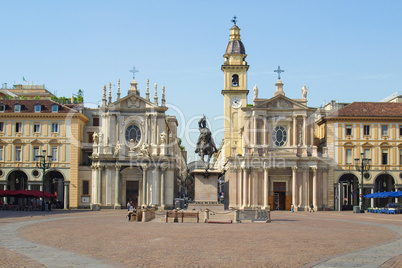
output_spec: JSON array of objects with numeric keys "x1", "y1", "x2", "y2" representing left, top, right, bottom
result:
[
  {"x1": 354, "y1": 153, "x2": 371, "y2": 213},
  {"x1": 36, "y1": 150, "x2": 52, "y2": 211}
]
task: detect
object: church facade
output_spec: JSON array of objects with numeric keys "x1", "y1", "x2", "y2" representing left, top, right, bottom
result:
[
  {"x1": 85, "y1": 79, "x2": 186, "y2": 209},
  {"x1": 219, "y1": 23, "x2": 332, "y2": 211}
]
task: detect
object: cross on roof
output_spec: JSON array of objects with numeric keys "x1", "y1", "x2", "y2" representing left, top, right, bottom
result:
[
  {"x1": 129, "y1": 66, "x2": 139, "y2": 79},
  {"x1": 232, "y1": 16, "x2": 237, "y2": 25},
  {"x1": 274, "y1": 66, "x2": 285, "y2": 79}
]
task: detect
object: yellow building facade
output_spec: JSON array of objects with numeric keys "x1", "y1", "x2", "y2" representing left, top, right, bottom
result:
[
  {"x1": 317, "y1": 102, "x2": 402, "y2": 210},
  {"x1": 0, "y1": 99, "x2": 88, "y2": 209}
]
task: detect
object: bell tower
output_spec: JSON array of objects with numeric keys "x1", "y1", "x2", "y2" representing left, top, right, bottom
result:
[{"x1": 221, "y1": 18, "x2": 249, "y2": 158}]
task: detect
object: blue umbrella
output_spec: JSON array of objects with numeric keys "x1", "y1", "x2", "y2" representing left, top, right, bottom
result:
[{"x1": 388, "y1": 191, "x2": 402, "y2": 197}]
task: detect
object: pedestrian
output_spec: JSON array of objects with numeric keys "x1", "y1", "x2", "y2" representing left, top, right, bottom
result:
[
  {"x1": 127, "y1": 201, "x2": 130, "y2": 211},
  {"x1": 309, "y1": 203, "x2": 314, "y2": 212},
  {"x1": 291, "y1": 204, "x2": 294, "y2": 213}
]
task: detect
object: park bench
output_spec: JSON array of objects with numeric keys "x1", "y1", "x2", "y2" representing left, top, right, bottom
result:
[{"x1": 166, "y1": 211, "x2": 199, "y2": 223}]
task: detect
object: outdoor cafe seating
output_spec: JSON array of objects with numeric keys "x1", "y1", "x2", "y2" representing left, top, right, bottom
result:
[
  {"x1": 364, "y1": 191, "x2": 402, "y2": 214},
  {"x1": 0, "y1": 189, "x2": 56, "y2": 211}
]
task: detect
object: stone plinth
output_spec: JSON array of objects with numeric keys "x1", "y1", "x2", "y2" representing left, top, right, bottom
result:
[{"x1": 191, "y1": 169, "x2": 221, "y2": 204}]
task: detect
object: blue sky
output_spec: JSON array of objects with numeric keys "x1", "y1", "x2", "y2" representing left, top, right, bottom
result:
[{"x1": 1, "y1": 1, "x2": 402, "y2": 162}]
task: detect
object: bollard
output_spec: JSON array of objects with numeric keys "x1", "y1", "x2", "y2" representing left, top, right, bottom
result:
[
  {"x1": 234, "y1": 210, "x2": 239, "y2": 223},
  {"x1": 142, "y1": 209, "x2": 147, "y2": 222},
  {"x1": 173, "y1": 209, "x2": 179, "y2": 223},
  {"x1": 204, "y1": 209, "x2": 210, "y2": 223}
]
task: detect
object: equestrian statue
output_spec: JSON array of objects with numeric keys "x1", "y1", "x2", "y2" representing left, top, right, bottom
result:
[{"x1": 195, "y1": 116, "x2": 218, "y2": 169}]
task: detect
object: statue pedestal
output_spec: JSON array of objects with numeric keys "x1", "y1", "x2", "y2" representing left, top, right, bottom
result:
[{"x1": 190, "y1": 169, "x2": 221, "y2": 204}]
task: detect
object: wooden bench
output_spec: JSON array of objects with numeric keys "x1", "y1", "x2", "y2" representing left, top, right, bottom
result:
[
  {"x1": 181, "y1": 211, "x2": 199, "y2": 223},
  {"x1": 166, "y1": 211, "x2": 199, "y2": 223}
]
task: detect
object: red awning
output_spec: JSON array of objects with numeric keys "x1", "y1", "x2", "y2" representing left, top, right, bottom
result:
[{"x1": 0, "y1": 189, "x2": 56, "y2": 198}]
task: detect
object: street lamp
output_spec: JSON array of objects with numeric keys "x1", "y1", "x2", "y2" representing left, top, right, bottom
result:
[
  {"x1": 354, "y1": 152, "x2": 371, "y2": 213},
  {"x1": 36, "y1": 150, "x2": 52, "y2": 211}
]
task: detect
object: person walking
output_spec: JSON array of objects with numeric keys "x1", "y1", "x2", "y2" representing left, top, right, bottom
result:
[
  {"x1": 291, "y1": 204, "x2": 294, "y2": 213},
  {"x1": 127, "y1": 201, "x2": 130, "y2": 211},
  {"x1": 309, "y1": 203, "x2": 314, "y2": 212}
]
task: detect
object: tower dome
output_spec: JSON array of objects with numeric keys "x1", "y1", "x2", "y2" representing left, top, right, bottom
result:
[{"x1": 225, "y1": 25, "x2": 246, "y2": 55}]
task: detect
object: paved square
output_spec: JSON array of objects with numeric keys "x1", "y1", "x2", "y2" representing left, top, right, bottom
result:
[{"x1": 0, "y1": 210, "x2": 401, "y2": 267}]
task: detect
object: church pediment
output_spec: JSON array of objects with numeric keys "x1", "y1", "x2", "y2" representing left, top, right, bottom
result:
[
  {"x1": 112, "y1": 93, "x2": 157, "y2": 110},
  {"x1": 254, "y1": 95, "x2": 310, "y2": 110}
]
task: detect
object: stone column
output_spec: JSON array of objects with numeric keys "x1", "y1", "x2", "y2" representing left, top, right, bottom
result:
[
  {"x1": 154, "y1": 168, "x2": 160, "y2": 205},
  {"x1": 244, "y1": 116, "x2": 251, "y2": 150},
  {"x1": 338, "y1": 182, "x2": 343, "y2": 211},
  {"x1": 97, "y1": 166, "x2": 102, "y2": 205},
  {"x1": 312, "y1": 167, "x2": 318, "y2": 209},
  {"x1": 302, "y1": 167, "x2": 308, "y2": 209},
  {"x1": 105, "y1": 167, "x2": 112, "y2": 206},
  {"x1": 253, "y1": 115, "x2": 257, "y2": 148},
  {"x1": 322, "y1": 168, "x2": 328, "y2": 209},
  {"x1": 263, "y1": 117, "x2": 267, "y2": 146},
  {"x1": 114, "y1": 165, "x2": 121, "y2": 208},
  {"x1": 371, "y1": 188, "x2": 374, "y2": 208},
  {"x1": 292, "y1": 166, "x2": 297, "y2": 209},
  {"x1": 141, "y1": 164, "x2": 148, "y2": 208},
  {"x1": 91, "y1": 165, "x2": 97, "y2": 204},
  {"x1": 160, "y1": 167, "x2": 166, "y2": 209},
  {"x1": 263, "y1": 166, "x2": 269, "y2": 208},
  {"x1": 303, "y1": 115, "x2": 307, "y2": 146},
  {"x1": 63, "y1": 181, "x2": 70, "y2": 210},
  {"x1": 238, "y1": 167, "x2": 243, "y2": 207},
  {"x1": 242, "y1": 167, "x2": 248, "y2": 208},
  {"x1": 293, "y1": 116, "x2": 297, "y2": 146}
]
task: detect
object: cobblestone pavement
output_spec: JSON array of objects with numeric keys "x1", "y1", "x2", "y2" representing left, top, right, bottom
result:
[{"x1": 0, "y1": 210, "x2": 401, "y2": 267}]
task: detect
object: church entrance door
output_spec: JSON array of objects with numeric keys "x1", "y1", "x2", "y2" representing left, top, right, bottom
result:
[
  {"x1": 273, "y1": 182, "x2": 286, "y2": 210},
  {"x1": 126, "y1": 181, "x2": 139, "y2": 208}
]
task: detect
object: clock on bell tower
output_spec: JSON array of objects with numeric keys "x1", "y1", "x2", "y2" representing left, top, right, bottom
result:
[{"x1": 221, "y1": 18, "x2": 249, "y2": 158}]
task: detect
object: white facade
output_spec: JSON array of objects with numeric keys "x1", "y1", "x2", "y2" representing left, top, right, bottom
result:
[{"x1": 89, "y1": 79, "x2": 186, "y2": 209}]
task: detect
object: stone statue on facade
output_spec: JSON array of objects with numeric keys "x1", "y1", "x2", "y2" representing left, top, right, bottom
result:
[
  {"x1": 301, "y1": 85, "x2": 308, "y2": 99},
  {"x1": 160, "y1": 131, "x2": 167, "y2": 145},
  {"x1": 195, "y1": 116, "x2": 218, "y2": 168},
  {"x1": 98, "y1": 132, "x2": 104, "y2": 144},
  {"x1": 129, "y1": 139, "x2": 136, "y2": 152},
  {"x1": 114, "y1": 141, "x2": 121, "y2": 156},
  {"x1": 92, "y1": 132, "x2": 99, "y2": 145},
  {"x1": 140, "y1": 143, "x2": 150, "y2": 156},
  {"x1": 253, "y1": 85, "x2": 258, "y2": 102}
]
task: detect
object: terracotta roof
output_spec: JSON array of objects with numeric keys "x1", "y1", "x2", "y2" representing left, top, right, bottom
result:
[
  {"x1": 333, "y1": 102, "x2": 402, "y2": 117},
  {"x1": 0, "y1": 100, "x2": 74, "y2": 113}
]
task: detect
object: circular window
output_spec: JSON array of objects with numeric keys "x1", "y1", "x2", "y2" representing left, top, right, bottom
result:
[
  {"x1": 0, "y1": 169, "x2": 3, "y2": 177},
  {"x1": 399, "y1": 172, "x2": 402, "y2": 179},
  {"x1": 364, "y1": 172, "x2": 371, "y2": 180},
  {"x1": 272, "y1": 126, "x2": 287, "y2": 146},
  {"x1": 32, "y1": 170, "x2": 40, "y2": 177},
  {"x1": 125, "y1": 124, "x2": 141, "y2": 145}
]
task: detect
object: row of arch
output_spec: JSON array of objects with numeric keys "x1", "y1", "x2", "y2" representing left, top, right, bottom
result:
[
  {"x1": 2, "y1": 169, "x2": 66, "y2": 207},
  {"x1": 337, "y1": 172, "x2": 398, "y2": 210}
]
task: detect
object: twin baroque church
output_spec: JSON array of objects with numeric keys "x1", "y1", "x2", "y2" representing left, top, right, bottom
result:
[
  {"x1": 87, "y1": 79, "x2": 186, "y2": 209},
  {"x1": 219, "y1": 24, "x2": 332, "y2": 211}
]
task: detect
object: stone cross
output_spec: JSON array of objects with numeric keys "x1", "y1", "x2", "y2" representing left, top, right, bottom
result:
[
  {"x1": 129, "y1": 66, "x2": 139, "y2": 79},
  {"x1": 274, "y1": 66, "x2": 285, "y2": 79}
]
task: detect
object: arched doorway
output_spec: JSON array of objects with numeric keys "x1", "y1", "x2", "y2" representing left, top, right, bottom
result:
[
  {"x1": 45, "y1": 171, "x2": 65, "y2": 208},
  {"x1": 7, "y1": 170, "x2": 28, "y2": 205},
  {"x1": 374, "y1": 174, "x2": 395, "y2": 208},
  {"x1": 338, "y1": 173, "x2": 359, "y2": 211}
]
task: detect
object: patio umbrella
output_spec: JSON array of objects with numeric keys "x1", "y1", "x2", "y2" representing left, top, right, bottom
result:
[{"x1": 388, "y1": 191, "x2": 402, "y2": 198}]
